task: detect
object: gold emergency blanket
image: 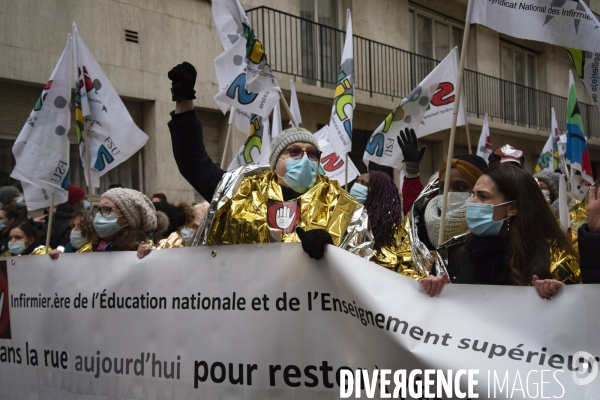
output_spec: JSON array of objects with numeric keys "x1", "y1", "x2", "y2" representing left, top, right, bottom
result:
[
  {"x1": 156, "y1": 231, "x2": 186, "y2": 249},
  {"x1": 197, "y1": 165, "x2": 362, "y2": 246}
]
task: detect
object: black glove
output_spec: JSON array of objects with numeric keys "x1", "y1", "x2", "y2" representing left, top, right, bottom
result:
[
  {"x1": 396, "y1": 128, "x2": 426, "y2": 174},
  {"x1": 296, "y1": 227, "x2": 333, "y2": 260},
  {"x1": 168, "y1": 62, "x2": 197, "y2": 101}
]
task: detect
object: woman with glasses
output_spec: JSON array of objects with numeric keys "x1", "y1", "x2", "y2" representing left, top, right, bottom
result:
[
  {"x1": 165, "y1": 62, "x2": 363, "y2": 259},
  {"x1": 420, "y1": 164, "x2": 580, "y2": 299},
  {"x1": 89, "y1": 188, "x2": 167, "y2": 252},
  {"x1": 1, "y1": 223, "x2": 45, "y2": 257}
]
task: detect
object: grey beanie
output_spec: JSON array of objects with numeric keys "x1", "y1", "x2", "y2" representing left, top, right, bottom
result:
[
  {"x1": 534, "y1": 171, "x2": 560, "y2": 202},
  {"x1": 269, "y1": 127, "x2": 320, "y2": 170},
  {"x1": 0, "y1": 186, "x2": 19, "y2": 206},
  {"x1": 101, "y1": 188, "x2": 158, "y2": 232}
]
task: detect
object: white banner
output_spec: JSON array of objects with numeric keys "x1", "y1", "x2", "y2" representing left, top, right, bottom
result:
[
  {"x1": 1, "y1": 244, "x2": 599, "y2": 399},
  {"x1": 11, "y1": 35, "x2": 72, "y2": 210},
  {"x1": 271, "y1": 101, "x2": 283, "y2": 139},
  {"x1": 535, "y1": 108, "x2": 562, "y2": 173},
  {"x1": 73, "y1": 24, "x2": 148, "y2": 188},
  {"x1": 289, "y1": 80, "x2": 303, "y2": 127},
  {"x1": 470, "y1": 0, "x2": 600, "y2": 53},
  {"x1": 363, "y1": 48, "x2": 465, "y2": 169},
  {"x1": 477, "y1": 113, "x2": 493, "y2": 163}
]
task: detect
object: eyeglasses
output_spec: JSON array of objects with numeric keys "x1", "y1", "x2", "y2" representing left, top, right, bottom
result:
[
  {"x1": 95, "y1": 206, "x2": 123, "y2": 217},
  {"x1": 283, "y1": 147, "x2": 321, "y2": 161}
]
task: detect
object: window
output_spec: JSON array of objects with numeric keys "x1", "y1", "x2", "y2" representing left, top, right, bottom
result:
[
  {"x1": 500, "y1": 43, "x2": 537, "y2": 88},
  {"x1": 500, "y1": 42, "x2": 538, "y2": 126},
  {"x1": 409, "y1": 9, "x2": 464, "y2": 61}
]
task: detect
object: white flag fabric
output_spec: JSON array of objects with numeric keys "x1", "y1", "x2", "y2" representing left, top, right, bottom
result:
[
  {"x1": 11, "y1": 35, "x2": 72, "y2": 210},
  {"x1": 363, "y1": 48, "x2": 465, "y2": 169},
  {"x1": 315, "y1": 126, "x2": 359, "y2": 186},
  {"x1": 476, "y1": 114, "x2": 493, "y2": 162},
  {"x1": 289, "y1": 80, "x2": 303, "y2": 127},
  {"x1": 212, "y1": 0, "x2": 243, "y2": 50},
  {"x1": 328, "y1": 10, "x2": 355, "y2": 154},
  {"x1": 73, "y1": 24, "x2": 148, "y2": 188},
  {"x1": 559, "y1": 174, "x2": 570, "y2": 234},
  {"x1": 271, "y1": 101, "x2": 283, "y2": 139},
  {"x1": 218, "y1": 0, "x2": 278, "y2": 93},
  {"x1": 567, "y1": 48, "x2": 600, "y2": 116},
  {"x1": 227, "y1": 114, "x2": 271, "y2": 171},
  {"x1": 213, "y1": 38, "x2": 280, "y2": 118},
  {"x1": 228, "y1": 106, "x2": 250, "y2": 135},
  {"x1": 535, "y1": 108, "x2": 562, "y2": 173},
  {"x1": 470, "y1": 0, "x2": 600, "y2": 53}
]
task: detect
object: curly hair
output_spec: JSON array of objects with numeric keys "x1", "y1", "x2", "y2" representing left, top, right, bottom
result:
[{"x1": 363, "y1": 172, "x2": 402, "y2": 252}]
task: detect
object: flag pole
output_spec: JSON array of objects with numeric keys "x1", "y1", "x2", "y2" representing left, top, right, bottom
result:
[
  {"x1": 45, "y1": 193, "x2": 55, "y2": 254},
  {"x1": 220, "y1": 123, "x2": 233, "y2": 169},
  {"x1": 345, "y1": 153, "x2": 349, "y2": 190},
  {"x1": 83, "y1": 130, "x2": 94, "y2": 209},
  {"x1": 278, "y1": 90, "x2": 298, "y2": 128},
  {"x1": 438, "y1": 3, "x2": 473, "y2": 246},
  {"x1": 465, "y1": 123, "x2": 473, "y2": 154}
]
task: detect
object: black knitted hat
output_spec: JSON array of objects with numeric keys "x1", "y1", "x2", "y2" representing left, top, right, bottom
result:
[
  {"x1": 454, "y1": 154, "x2": 488, "y2": 172},
  {"x1": 152, "y1": 201, "x2": 185, "y2": 236}
]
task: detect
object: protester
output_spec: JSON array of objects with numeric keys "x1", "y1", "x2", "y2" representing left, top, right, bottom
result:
[
  {"x1": 1, "y1": 223, "x2": 46, "y2": 256},
  {"x1": 48, "y1": 210, "x2": 95, "y2": 259},
  {"x1": 349, "y1": 173, "x2": 369, "y2": 205},
  {"x1": 166, "y1": 62, "x2": 362, "y2": 259},
  {"x1": 534, "y1": 171, "x2": 576, "y2": 216},
  {"x1": 420, "y1": 164, "x2": 580, "y2": 299},
  {"x1": 0, "y1": 186, "x2": 21, "y2": 207},
  {"x1": 86, "y1": 188, "x2": 168, "y2": 252},
  {"x1": 151, "y1": 193, "x2": 168, "y2": 203},
  {"x1": 488, "y1": 144, "x2": 525, "y2": 168},
  {"x1": 578, "y1": 184, "x2": 600, "y2": 283},
  {"x1": 137, "y1": 201, "x2": 206, "y2": 258},
  {"x1": 0, "y1": 205, "x2": 28, "y2": 254},
  {"x1": 38, "y1": 185, "x2": 84, "y2": 249}
]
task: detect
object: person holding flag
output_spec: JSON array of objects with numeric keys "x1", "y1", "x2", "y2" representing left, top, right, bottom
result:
[{"x1": 167, "y1": 62, "x2": 363, "y2": 259}]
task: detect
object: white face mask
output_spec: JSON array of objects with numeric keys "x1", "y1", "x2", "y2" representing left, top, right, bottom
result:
[
  {"x1": 435, "y1": 192, "x2": 471, "y2": 213},
  {"x1": 180, "y1": 227, "x2": 196, "y2": 246},
  {"x1": 541, "y1": 189, "x2": 551, "y2": 201}
]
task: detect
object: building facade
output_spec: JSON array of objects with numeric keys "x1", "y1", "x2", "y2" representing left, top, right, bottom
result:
[{"x1": 1, "y1": 0, "x2": 600, "y2": 205}]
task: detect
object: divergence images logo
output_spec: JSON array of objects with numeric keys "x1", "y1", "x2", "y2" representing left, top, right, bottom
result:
[
  {"x1": 572, "y1": 351, "x2": 599, "y2": 386},
  {"x1": 0, "y1": 260, "x2": 10, "y2": 339}
]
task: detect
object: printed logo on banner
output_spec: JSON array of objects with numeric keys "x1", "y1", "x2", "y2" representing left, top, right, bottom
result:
[
  {"x1": 267, "y1": 200, "x2": 301, "y2": 234},
  {"x1": 0, "y1": 260, "x2": 11, "y2": 339}
]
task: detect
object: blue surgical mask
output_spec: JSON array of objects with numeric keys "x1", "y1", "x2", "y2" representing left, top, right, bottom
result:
[
  {"x1": 70, "y1": 230, "x2": 87, "y2": 250},
  {"x1": 8, "y1": 241, "x2": 27, "y2": 255},
  {"x1": 180, "y1": 227, "x2": 196, "y2": 246},
  {"x1": 466, "y1": 200, "x2": 514, "y2": 237},
  {"x1": 83, "y1": 200, "x2": 90, "y2": 210},
  {"x1": 349, "y1": 182, "x2": 368, "y2": 204},
  {"x1": 93, "y1": 213, "x2": 122, "y2": 238},
  {"x1": 280, "y1": 155, "x2": 318, "y2": 193},
  {"x1": 15, "y1": 197, "x2": 24, "y2": 207}
]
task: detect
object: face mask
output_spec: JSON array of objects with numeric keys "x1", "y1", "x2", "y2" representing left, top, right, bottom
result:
[
  {"x1": 93, "y1": 213, "x2": 122, "y2": 238},
  {"x1": 15, "y1": 197, "x2": 24, "y2": 207},
  {"x1": 180, "y1": 227, "x2": 196, "y2": 246},
  {"x1": 541, "y1": 190, "x2": 551, "y2": 201},
  {"x1": 0, "y1": 221, "x2": 5, "y2": 231},
  {"x1": 83, "y1": 200, "x2": 90, "y2": 210},
  {"x1": 8, "y1": 241, "x2": 26, "y2": 255},
  {"x1": 349, "y1": 183, "x2": 368, "y2": 204},
  {"x1": 435, "y1": 192, "x2": 470, "y2": 213},
  {"x1": 280, "y1": 155, "x2": 318, "y2": 193},
  {"x1": 466, "y1": 200, "x2": 514, "y2": 237},
  {"x1": 70, "y1": 230, "x2": 87, "y2": 250}
]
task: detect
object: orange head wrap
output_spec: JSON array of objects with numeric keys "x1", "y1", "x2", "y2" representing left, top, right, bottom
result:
[{"x1": 438, "y1": 159, "x2": 483, "y2": 185}]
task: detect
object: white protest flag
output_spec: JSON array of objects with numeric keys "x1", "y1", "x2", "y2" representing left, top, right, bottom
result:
[
  {"x1": 476, "y1": 114, "x2": 493, "y2": 162},
  {"x1": 73, "y1": 24, "x2": 148, "y2": 188},
  {"x1": 289, "y1": 80, "x2": 303, "y2": 127},
  {"x1": 535, "y1": 108, "x2": 562, "y2": 173},
  {"x1": 271, "y1": 101, "x2": 283, "y2": 139},
  {"x1": 11, "y1": 35, "x2": 72, "y2": 210},
  {"x1": 328, "y1": 10, "x2": 355, "y2": 154},
  {"x1": 219, "y1": 0, "x2": 278, "y2": 93},
  {"x1": 227, "y1": 114, "x2": 271, "y2": 171},
  {"x1": 567, "y1": 48, "x2": 600, "y2": 115},
  {"x1": 363, "y1": 48, "x2": 464, "y2": 169},
  {"x1": 470, "y1": 0, "x2": 600, "y2": 52},
  {"x1": 559, "y1": 174, "x2": 571, "y2": 234},
  {"x1": 213, "y1": 27, "x2": 280, "y2": 118},
  {"x1": 229, "y1": 106, "x2": 250, "y2": 135},
  {"x1": 315, "y1": 126, "x2": 359, "y2": 186}
]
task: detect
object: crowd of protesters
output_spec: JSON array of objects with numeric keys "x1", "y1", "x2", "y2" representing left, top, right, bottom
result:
[{"x1": 2, "y1": 61, "x2": 599, "y2": 303}]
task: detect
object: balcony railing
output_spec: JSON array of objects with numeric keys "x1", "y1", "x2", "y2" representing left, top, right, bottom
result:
[{"x1": 247, "y1": 6, "x2": 600, "y2": 139}]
